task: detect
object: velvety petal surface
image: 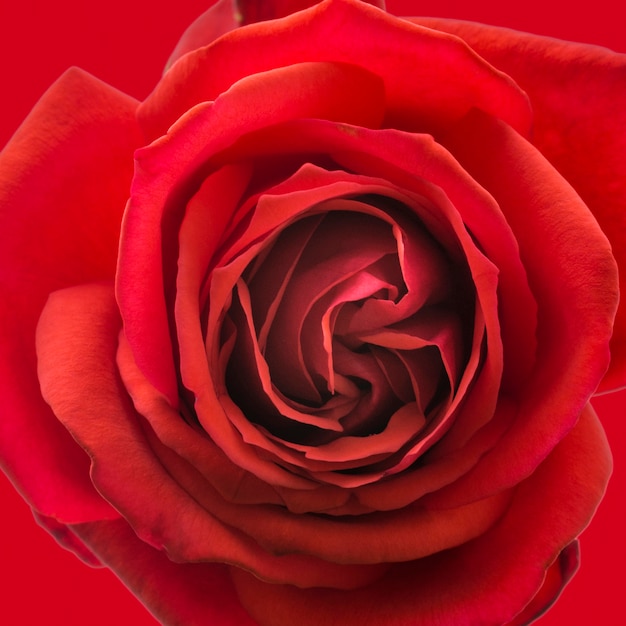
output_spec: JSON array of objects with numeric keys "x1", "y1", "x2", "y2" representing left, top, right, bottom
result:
[
  {"x1": 72, "y1": 519, "x2": 258, "y2": 626},
  {"x1": 231, "y1": 404, "x2": 611, "y2": 626},
  {"x1": 37, "y1": 283, "x2": 390, "y2": 590},
  {"x1": 423, "y1": 108, "x2": 618, "y2": 509},
  {"x1": 408, "y1": 16, "x2": 626, "y2": 391},
  {"x1": 166, "y1": 0, "x2": 389, "y2": 71},
  {"x1": 139, "y1": 0, "x2": 530, "y2": 140},
  {"x1": 0, "y1": 67, "x2": 142, "y2": 522}
]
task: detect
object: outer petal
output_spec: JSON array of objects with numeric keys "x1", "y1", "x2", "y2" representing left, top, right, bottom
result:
[
  {"x1": 423, "y1": 108, "x2": 618, "y2": 509},
  {"x1": 166, "y1": 0, "x2": 389, "y2": 71},
  {"x1": 231, "y1": 404, "x2": 611, "y2": 626},
  {"x1": 37, "y1": 284, "x2": 389, "y2": 590},
  {"x1": 139, "y1": 0, "x2": 530, "y2": 141},
  {"x1": 235, "y1": 0, "x2": 386, "y2": 23},
  {"x1": 408, "y1": 17, "x2": 626, "y2": 391},
  {"x1": 71, "y1": 519, "x2": 258, "y2": 626},
  {"x1": 165, "y1": 0, "x2": 241, "y2": 72},
  {"x1": 0, "y1": 67, "x2": 142, "y2": 522}
]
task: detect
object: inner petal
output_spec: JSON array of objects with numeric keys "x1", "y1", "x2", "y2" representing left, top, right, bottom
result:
[{"x1": 260, "y1": 210, "x2": 400, "y2": 405}]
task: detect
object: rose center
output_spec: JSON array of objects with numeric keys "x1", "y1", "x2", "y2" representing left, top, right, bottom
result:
[{"x1": 221, "y1": 197, "x2": 469, "y2": 457}]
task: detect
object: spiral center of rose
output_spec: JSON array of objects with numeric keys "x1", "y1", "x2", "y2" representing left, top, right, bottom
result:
[{"x1": 219, "y1": 196, "x2": 470, "y2": 472}]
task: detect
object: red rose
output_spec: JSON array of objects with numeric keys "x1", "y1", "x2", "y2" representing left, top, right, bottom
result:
[{"x1": 1, "y1": 1, "x2": 624, "y2": 625}]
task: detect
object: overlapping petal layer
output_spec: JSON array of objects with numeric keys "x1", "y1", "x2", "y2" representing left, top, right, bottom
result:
[
  {"x1": 0, "y1": 2, "x2": 619, "y2": 626},
  {"x1": 0, "y1": 67, "x2": 141, "y2": 522},
  {"x1": 139, "y1": 0, "x2": 531, "y2": 140},
  {"x1": 231, "y1": 405, "x2": 611, "y2": 626},
  {"x1": 406, "y1": 16, "x2": 626, "y2": 391}
]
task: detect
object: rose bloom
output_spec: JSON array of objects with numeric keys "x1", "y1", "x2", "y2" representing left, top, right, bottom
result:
[{"x1": 0, "y1": 0, "x2": 624, "y2": 625}]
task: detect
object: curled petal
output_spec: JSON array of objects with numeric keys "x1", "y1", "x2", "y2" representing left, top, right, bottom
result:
[
  {"x1": 231, "y1": 404, "x2": 611, "y2": 625},
  {"x1": 118, "y1": 60, "x2": 385, "y2": 406},
  {"x1": 409, "y1": 16, "x2": 626, "y2": 391},
  {"x1": 37, "y1": 283, "x2": 388, "y2": 589},
  {"x1": 139, "y1": 0, "x2": 530, "y2": 140},
  {"x1": 425, "y1": 108, "x2": 618, "y2": 509},
  {"x1": 1, "y1": 67, "x2": 140, "y2": 523}
]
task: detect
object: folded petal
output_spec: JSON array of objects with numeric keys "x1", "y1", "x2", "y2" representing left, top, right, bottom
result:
[
  {"x1": 408, "y1": 16, "x2": 626, "y2": 391},
  {"x1": 0, "y1": 67, "x2": 141, "y2": 522},
  {"x1": 166, "y1": 0, "x2": 389, "y2": 72},
  {"x1": 139, "y1": 0, "x2": 530, "y2": 140},
  {"x1": 72, "y1": 519, "x2": 257, "y2": 626},
  {"x1": 231, "y1": 404, "x2": 611, "y2": 625},
  {"x1": 424, "y1": 108, "x2": 617, "y2": 509}
]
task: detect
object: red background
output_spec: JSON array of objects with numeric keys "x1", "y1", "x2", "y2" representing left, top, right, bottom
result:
[{"x1": 0, "y1": 1, "x2": 624, "y2": 624}]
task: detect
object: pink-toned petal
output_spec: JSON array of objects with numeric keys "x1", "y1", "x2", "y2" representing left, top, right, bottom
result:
[
  {"x1": 409, "y1": 17, "x2": 626, "y2": 391},
  {"x1": 359, "y1": 307, "x2": 464, "y2": 390},
  {"x1": 226, "y1": 280, "x2": 348, "y2": 432},
  {"x1": 139, "y1": 0, "x2": 529, "y2": 140},
  {"x1": 304, "y1": 269, "x2": 404, "y2": 397},
  {"x1": 0, "y1": 67, "x2": 141, "y2": 522},
  {"x1": 231, "y1": 404, "x2": 611, "y2": 625},
  {"x1": 263, "y1": 210, "x2": 398, "y2": 403},
  {"x1": 373, "y1": 347, "x2": 442, "y2": 412}
]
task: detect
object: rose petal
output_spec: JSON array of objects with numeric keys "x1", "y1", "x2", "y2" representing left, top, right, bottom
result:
[
  {"x1": 37, "y1": 283, "x2": 388, "y2": 589},
  {"x1": 0, "y1": 67, "x2": 140, "y2": 522},
  {"x1": 118, "y1": 60, "x2": 386, "y2": 407},
  {"x1": 71, "y1": 519, "x2": 257, "y2": 626},
  {"x1": 166, "y1": 0, "x2": 390, "y2": 73},
  {"x1": 408, "y1": 16, "x2": 626, "y2": 391},
  {"x1": 139, "y1": 0, "x2": 530, "y2": 140},
  {"x1": 231, "y1": 403, "x2": 611, "y2": 625},
  {"x1": 423, "y1": 108, "x2": 618, "y2": 509}
]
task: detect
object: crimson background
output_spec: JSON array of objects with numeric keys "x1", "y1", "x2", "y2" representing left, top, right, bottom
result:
[{"x1": 0, "y1": 1, "x2": 623, "y2": 624}]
